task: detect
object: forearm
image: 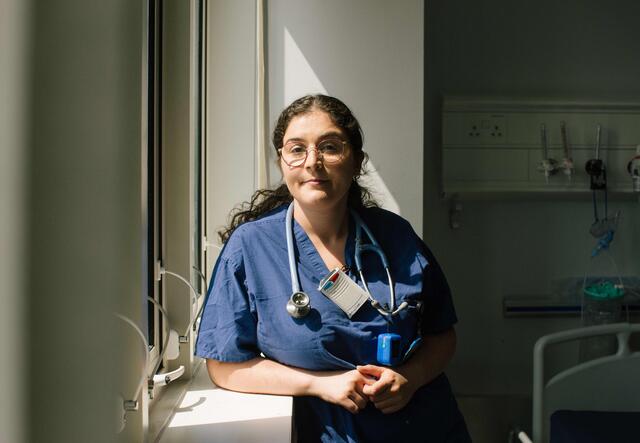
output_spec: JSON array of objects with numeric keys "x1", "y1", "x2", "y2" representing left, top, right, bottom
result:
[
  {"x1": 396, "y1": 327, "x2": 457, "y2": 390},
  {"x1": 207, "y1": 357, "x2": 373, "y2": 414},
  {"x1": 206, "y1": 357, "x2": 318, "y2": 397}
]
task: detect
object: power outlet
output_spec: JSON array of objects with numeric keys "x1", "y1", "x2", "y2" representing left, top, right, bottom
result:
[{"x1": 464, "y1": 115, "x2": 507, "y2": 142}]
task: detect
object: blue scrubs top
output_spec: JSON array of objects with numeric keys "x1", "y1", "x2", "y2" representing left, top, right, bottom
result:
[{"x1": 196, "y1": 205, "x2": 470, "y2": 443}]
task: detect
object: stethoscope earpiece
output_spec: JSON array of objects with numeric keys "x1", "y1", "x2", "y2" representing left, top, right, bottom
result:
[{"x1": 286, "y1": 291, "x2": 311, "y2": 318}]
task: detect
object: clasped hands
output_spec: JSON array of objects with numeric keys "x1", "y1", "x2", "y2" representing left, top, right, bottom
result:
[{"x1": 312, "y1": 364, "x2": 418, "y2": 415}]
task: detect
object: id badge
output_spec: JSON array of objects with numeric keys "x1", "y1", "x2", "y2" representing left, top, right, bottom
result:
[{"x1": 318, "y1": 268, "x2": 369, "y2": 318}]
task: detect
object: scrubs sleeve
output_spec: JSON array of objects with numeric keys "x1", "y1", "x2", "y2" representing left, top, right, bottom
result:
[
  {"x1": 195, "y1": 255, "x2": 259, "y2": 362},
  {"x1": 420, "y1": 248, "x2": 458, "y2": 335}
]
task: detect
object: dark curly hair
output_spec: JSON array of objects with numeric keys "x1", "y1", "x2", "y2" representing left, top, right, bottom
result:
[{"x1": 218, "y1": 94, "x2": 377, "y2": 243}]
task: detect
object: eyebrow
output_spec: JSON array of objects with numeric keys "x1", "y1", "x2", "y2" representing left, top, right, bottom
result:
[{"x1": 284, "y1": 131, "x2": 345, "y2": 145}]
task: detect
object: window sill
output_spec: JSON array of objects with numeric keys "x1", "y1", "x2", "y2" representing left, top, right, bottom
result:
[{"x1": 151, "y1": 358, "x2": 293, "y2": 443}]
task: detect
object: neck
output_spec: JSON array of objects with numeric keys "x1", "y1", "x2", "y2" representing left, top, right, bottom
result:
[{"x1": 293, "y1": 199, "x2": 349, "y2": 242}]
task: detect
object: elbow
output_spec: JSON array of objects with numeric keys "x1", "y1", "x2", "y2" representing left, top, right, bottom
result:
[
  {"x1": 442, "y1": 327, "x2": 457, "y2": 361},
  {"x1": 446, "y1": 327, "x2": 457, "y2": 356},
  {"x1": 426, "y1": 327, "x2": 457, "y2": 362},
  {"x1": 206, "y1": 358, "x2": 230, "y2": 388}
]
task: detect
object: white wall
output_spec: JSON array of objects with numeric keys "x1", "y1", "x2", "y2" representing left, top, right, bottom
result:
[
  {"x1": 205, "y1": 0, "x2": 257, "y2": 274},
  {"x1": 0, "y1": 0, "x2": 29, "y2": 441},
  {"x1": 425, "y1": 0, "x2": 640, "y2": 397},
  {"x1": 267, "y1": 0, "x2": 424, "y2": 234},
  {"x1": 25, "y1": 1, "x2": 145, "y2": 441}
]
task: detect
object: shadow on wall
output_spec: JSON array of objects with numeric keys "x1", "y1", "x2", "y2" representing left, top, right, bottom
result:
[{"x1": 267, "y1": 0, "x2": 424, "y2": 226}]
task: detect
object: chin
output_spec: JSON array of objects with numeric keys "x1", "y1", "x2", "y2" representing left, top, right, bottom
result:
[{"x1": 295, "y1": 192, "x2": 347, "y2": 211}]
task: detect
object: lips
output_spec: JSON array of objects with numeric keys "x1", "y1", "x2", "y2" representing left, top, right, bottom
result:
[{"x1": 303, "y1": 178, "x2": 328, "y2": 184}]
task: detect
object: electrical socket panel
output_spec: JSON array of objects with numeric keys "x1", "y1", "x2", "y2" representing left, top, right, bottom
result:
[
  {"x1": 464, "y1": 115, "x2": 507, "y2": 142},
  {"x1": 441, "y1": 98, "x2": 640, "y2": 195},
  {"x1": 443, "y1": 112, "x2": 508, "y2": 145}
]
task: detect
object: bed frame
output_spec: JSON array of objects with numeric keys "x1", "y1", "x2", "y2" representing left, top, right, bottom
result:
[{"x1": 525, "y1": 322, "x2": 640, "y2": 443}]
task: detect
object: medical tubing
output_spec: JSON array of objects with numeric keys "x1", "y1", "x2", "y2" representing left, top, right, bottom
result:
[
  {"x1": 540, "y1": 124, "x2": 548, "y2": 160},
  {"x1": 363, "y1": 267, "x2": 404, "y2": 318},
  {"x1": 351, "y1": 209, "x2": 397, "y2": 315},
  {"x1": 192, "y1": 265, "x2": 207, "y2": 287},
  {"x1": 115, "y1": 313, "x2": 149, "y2": 404},
  {"x1": 357, "y1": 269, "x2": 391, "y2": 318},
  {"x1": 350, "y1": 209, "x2": 390, "y2": 268},
  {"x1": 187, "y1": 266, "x2": 208, "y2": 335},
  {"x1": 162, "y1": 268, "x2": 203, "y2": 340},
  {"x1": 385, "y1": 267, "x2": 397, "y2": 311},
  {"x1": 186, "y1": 297, "x2": 207, "y2": 336},
  {"x1": 147, "y1": 296, "x2": 173, "y2": 377},
  {"x1": 162, "y1": 269, "x2": 201, "y2": 300},
  {"x1": 561, "y1": 121, "x2": 570, "y2": 158},
  {"x1": 358, "y1": 269, "x2": 374, "y2": 298},
  {"x1": 286, "y1": 202, "x2": 301, "y2": 293}
]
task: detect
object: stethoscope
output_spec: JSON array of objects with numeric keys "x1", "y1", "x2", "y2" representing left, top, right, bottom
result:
[{"x1": 285, "y1": 202, "x2": 409, "y2": 319}]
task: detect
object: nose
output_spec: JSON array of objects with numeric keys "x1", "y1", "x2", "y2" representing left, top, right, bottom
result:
[{"x1": 304, "y1": 146, "x2": 322, "y2": 167}]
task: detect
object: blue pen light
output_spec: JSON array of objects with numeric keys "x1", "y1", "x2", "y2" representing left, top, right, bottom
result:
[{"x1": 377, "y1": 333, "x2": 402, "y2": 366}]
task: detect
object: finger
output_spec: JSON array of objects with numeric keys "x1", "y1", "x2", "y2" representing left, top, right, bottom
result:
[
  {"x1": 373, "y1": 397, "x2": 397, "y2": 410},
  {"x1": 343, "y1": 399, "x2": 359, "y2": 414},
  {"x1": 344, "y1": 395, "x2": 368, "y2": 414},
  {"x1": 361, "y1": 375, "x2": 377, "y2": 385},
  {"x1": 362, "y1": 377, "x2": 391, "y2": 397},
  {"x1": 356, "y1": 364, "x2": 383, "y2": 379},
  {"x1": 354, "y1": 380, "x2": 370, "y2": 397},
  {"x1": 369, "y1": 389, "x2": 393, "y2": 403},
  {"x1": 348, "y1": 392, "x2": 369, "y2": 411},
  {"x1": 353, "y1": 369, "x2": 377, "y2": 386}
]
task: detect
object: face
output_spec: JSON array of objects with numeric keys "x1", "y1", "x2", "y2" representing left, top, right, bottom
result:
[{"x1": 280, "y1": 109, "x2": 362, "y2": 211}]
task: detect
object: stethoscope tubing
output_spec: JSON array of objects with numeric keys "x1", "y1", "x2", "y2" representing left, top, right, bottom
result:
[
  {"x1": 286, "y1": 202, "x2": 404, "y2": 318},
  {"x1": 286, "y1": 202, "x2": 301, "y2": 293}
]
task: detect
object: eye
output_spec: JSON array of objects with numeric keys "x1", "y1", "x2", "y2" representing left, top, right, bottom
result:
[
  {"x1": 319, "y1": 140, "x2": 341, "y2": 153},
  {"x1": 286, "y1": 143, "x2": 307, "y2": 155}
]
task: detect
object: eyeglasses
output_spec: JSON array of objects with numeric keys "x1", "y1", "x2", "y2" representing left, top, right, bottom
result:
[{"x1": 278, "y1": 138, "x2": 348, "y2": 167}]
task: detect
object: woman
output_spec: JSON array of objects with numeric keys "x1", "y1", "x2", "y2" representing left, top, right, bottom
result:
[{"x1": 196, "y1": 95, "x2": 471, "y2": 442}]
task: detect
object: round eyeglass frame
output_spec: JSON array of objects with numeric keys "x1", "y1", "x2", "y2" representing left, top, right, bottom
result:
[{"x1": 278, "y1": 138, "x2": 349, "y2": 167}]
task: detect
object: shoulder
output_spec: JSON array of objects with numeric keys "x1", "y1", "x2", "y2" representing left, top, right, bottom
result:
[
  {"x1": 358, "y1": 206, "x2": 416, "y2": 237},
  {"x1": 220, "y1": 204, "x2": 288, "y2": 264},
  {"x1": 357, "y1": 206, "x2": 433, "y2": 269}
]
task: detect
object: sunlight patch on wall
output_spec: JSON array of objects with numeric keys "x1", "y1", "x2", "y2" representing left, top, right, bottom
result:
[
  {"x1": 283, "y1": 27, "x2": 400, "y2": 216},
  {"x1": 284, "y1": 27, "x2": 326, "y2": 104},
  {"x1": 360, "y1": 162, "x2": 401, "y2": 215}
]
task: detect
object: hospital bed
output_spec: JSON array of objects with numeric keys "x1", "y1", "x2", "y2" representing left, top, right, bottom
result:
[{"x1": 516, "y1": 323, "x2": 640, "y2": 443}]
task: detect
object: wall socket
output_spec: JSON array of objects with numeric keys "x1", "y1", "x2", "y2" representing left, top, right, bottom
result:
[{"x1": 465, "y1": 115, "x2": 507, "y2": 142}]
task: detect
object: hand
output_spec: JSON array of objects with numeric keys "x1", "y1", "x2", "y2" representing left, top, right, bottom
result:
[
  {"x1": 357, "y1": 364, "x2": 417, "y2": 414},
  {"x1": 310, "y1": 370, "x2": 375, "y2": 414}
]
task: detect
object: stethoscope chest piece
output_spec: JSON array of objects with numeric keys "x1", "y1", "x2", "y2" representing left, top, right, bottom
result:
[{"x1": 287, "y1": 291, "x2": 311, "y2": 318}]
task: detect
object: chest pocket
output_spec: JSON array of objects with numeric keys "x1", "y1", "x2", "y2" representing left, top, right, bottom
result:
[{"x1": 253, "y1": 289, "x2": 337, "y2": 370}]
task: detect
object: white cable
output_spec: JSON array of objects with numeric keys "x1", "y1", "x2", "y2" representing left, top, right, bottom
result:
[
  {"x1": 160, "y1": 267, "x2": 207, "y2": 339},
  {"x1": 114, "y1": 313, "x2": 149, "y2": 404},
  {"x1": 204, "y1": 240, "x2": 223, "y2": 251},
  {"x1": 192, "y1": 265, "x2": 207, "y2": 287},
  {"x1": 187, "y1": 297, "x2": 207, "y2": 336},
  {"x1": 162, "y1": 268, "x2": 201, "y2": 299}
]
